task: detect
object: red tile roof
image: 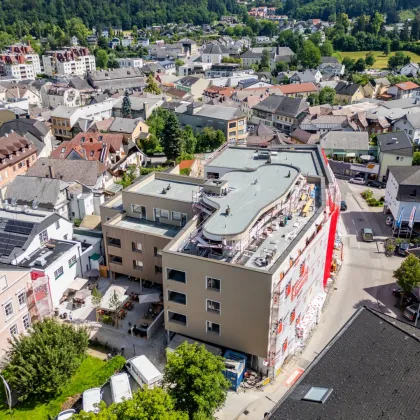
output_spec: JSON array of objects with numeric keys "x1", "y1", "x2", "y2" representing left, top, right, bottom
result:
[
  {"x1": 179, "y1": 159, "x2": 195, "y2": 170},
  {"x1": 278, "y1": 82, "x2": 318, "y2": 94},
  {"x1": 395, "y1": 81, "x2": 420, "y2": 91}
]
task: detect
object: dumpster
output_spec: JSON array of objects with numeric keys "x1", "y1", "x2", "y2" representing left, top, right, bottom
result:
[{"x1": 223, "y1": 350, "x2": 247, "y2": 391}]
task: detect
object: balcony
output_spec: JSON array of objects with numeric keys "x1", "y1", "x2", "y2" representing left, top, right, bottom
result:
[
  {"x1": 168, "y1": 311, "x2": 187, "y2": 326},
  {"x1": 168, "y1": 290, "x2": 187, "y2": 305},
  {"x1": 109, "y1": 255, "x2": 122, "y2": 265}
]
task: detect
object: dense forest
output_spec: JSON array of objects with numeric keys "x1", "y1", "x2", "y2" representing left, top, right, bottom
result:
[{"x1": 0, "y1": 0, "x2": 241, "y2": 29}]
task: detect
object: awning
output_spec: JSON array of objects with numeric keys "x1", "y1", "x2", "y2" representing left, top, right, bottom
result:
[
  {"x1": 69, "y1": 277, "x2": 88, "y2": 291},
  {"x1": 138, "y1": 293, "x2": 161, "y2": 304},
  {"x1": 346, "y1": 153, "x2": 356, "y2": 157},
  {"x1": 75, "y1": 289, "x2": 91, "y2": 300}
]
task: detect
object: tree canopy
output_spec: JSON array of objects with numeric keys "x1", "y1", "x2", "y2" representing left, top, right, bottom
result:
[
  {"x1": 394, "y1": 254, "x2": 420, "y2": 305},
  {"x1": 2, "y1": 318, "x2": 89, "y2": 402},
  {"x1": 164, "y1": 342, "x2": 231, "y2": 419}
]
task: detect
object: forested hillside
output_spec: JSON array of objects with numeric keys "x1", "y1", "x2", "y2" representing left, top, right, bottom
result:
[{"x1": 0, "y1": 0, "x2": 240, "y2": 29}]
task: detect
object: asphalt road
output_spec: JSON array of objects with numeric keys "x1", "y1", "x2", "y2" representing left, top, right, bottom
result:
[{"x1": 221, "y1": 179, "x2": 406, "y2": 420}]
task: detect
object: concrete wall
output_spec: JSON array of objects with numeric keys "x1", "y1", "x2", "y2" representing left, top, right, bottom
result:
[{"x1": 379, "y1": 152, "x2": 413, "y2": 181}]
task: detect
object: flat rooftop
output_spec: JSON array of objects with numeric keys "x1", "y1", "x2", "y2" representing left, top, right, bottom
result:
[
  {"x1": 129, "y1": 178, "x2": 201, "y2": 203},
  {"x1": 203, "y1": 165, "x2": 299, "y2": 238},
  {"x1": 105, "y1": 195, "x2": 123, "y2": 210},
  {"x1": 115, "y1": 217, "x2": 181, "y2": 238},
  {"x1": 19, "y1": 239, "x2": 75, "y2": 268},
  {"x1": 206, "y1": 148, "x2": 319, "y2": 176}
]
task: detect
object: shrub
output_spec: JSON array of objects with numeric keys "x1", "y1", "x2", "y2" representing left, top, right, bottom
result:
[{"x1": 361, "y1": 189, "x2": 373, "y2": 199}]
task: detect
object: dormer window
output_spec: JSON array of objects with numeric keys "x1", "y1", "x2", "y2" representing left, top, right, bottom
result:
[{"x1": 81, "y1": 137, "x2": 85, "y2": 142}]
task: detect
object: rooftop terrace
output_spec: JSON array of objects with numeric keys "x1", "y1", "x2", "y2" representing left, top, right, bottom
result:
[{"x1": 115, "y1": 217, "x2": 181, "y2": 238}]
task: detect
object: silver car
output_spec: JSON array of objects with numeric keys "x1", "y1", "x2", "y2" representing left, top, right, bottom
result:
[{"x1": 349, "y1": 177, "x2": 365, "y2": 185}]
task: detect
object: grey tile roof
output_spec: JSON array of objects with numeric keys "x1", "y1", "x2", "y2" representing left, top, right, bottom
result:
[
  {"x1": 321, "y1": 56, "x2": 339, "y2": 64},
  {"x1": 202, "y1": 44, "x2": 229, "y2": 55},
  {"x1": 388, "y1": 165, "x2": 420, "y2": 185},
  {"x1": 109, "y1": 117, "x2": 142, "y2": 134},
  {"x1": 51, "y1": 105, "x2": 79, "y2": 119},
  {"x1": 320, "y1": 131, "x2": 369, "y2": 151},
  {"x1": 0, "y1": 118, "x2": 49, "y2": 139},
  {"x1": 335, "y1": 82, "x2": 361, "y2": 96},
  {"x1": 377, "y1": 131, "x2": 413, "y2": 155},
  {"x1": 27, "y1": 158, "x2": 107, "y2": 187},
  {"x1": 406, "y1": 112, "x2": 420, "y2": 129},
  {"x1": 268, "y1": 307, "x2": 420, "y2": 420},
  {"x1": 5, "y1": 176, "x2": 67, "y2": 208},
  {"x1": 253, "y1": 95, "x2": 309, "y2": 118},
  {"x1": 178, "y1": 76, "x2": 201, "y2": 87}
]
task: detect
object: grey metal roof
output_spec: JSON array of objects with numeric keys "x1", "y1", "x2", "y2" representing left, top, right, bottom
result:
[
  {"x1": 113, "y1": 96, "x2": 162, "y2": 111},
  {"x1": 176, "y1": 102, "x2": 245, "y2": 120},
  {"x1": 268, "y1": 307, "x2": 420, "y2": 420},
  {"x1": 5, "y1": 176, "x2": 67, "y2": 208},
  {"x1": 109, "y1": 117, "x2": 141, "y2": 134},
  {"x1": 178, "y1": 76, "x2": 201, "y2": 87},
  {"x1": 202, "y1": 44, "x2": 229, "y2": 55},
  {"x1": 0, "y1": 118, "x2": 49, "y2": 139},
  {"x1": 377, "y1": 131, "x2": 413, "y2": 155},
  {"x1": 320, "y1": 56, "x2": 339, "y2": 64},
  {"x1": 320, "y1": 132, "x2": 369, "y2": 151},
  {"x1": 335, "y1": 82, "x2": 361, "y2": 96},
  {"x1": 388, "y1": 165, "x2": 420, "y2": 185},
  {"x1": 406, "y1": 112, "x2": 420, "y2": 129},
  {"x1": 51, "y1": 105, "x2": 79, "y2": 119}
]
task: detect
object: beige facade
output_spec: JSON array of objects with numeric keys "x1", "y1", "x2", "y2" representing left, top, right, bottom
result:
[{"x1": 378, "y1": 152, "x2": 413, "y2": 181}]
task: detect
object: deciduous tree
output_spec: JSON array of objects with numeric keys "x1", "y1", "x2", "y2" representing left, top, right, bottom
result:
[
  {"x1": 319, "y1": 86, "x2": 336, "y2": 105},
  {"x1": 2, "y1": 318, "x2": 89, "y2": 401},
  {"x1": 95, "y1": 49, "x2": 108, "y2": 69},
  {"x1": 298, "y1": 40, "x2": 321, "y2": 69},
  {"x1": 394, "y1": 254, "x2": 420, "y2": 306},
  {"x1": 164, "y1": 342, "x2": 230, "y2": 419},
  {"x1": 144, "y1": 73, "x2": 162, "y2": 95}
]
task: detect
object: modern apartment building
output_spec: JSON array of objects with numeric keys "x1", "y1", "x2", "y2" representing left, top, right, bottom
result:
[
  {"x1": 0, "y1": 44, "x2": 41, "y2": 80},
  {"x1": 101, "y1": 145, "x2": 340, "y2": 377},
  {"x1": 42, "y1": 47, "x2": 96, "y2": 77}
]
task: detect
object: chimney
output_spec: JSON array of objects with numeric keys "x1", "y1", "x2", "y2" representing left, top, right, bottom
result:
[
  {"x1": 143, "y1": 101, "x2": 149, "y2": 117},
  {"x1": 48, "y1": 165, "x2": 55, "y2": 178}
]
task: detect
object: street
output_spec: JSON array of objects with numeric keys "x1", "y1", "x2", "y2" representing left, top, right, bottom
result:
[{"x1": 218, "y1": 179, "x2": 406, "y2": 420}]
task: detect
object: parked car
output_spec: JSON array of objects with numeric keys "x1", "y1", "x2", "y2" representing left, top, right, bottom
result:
[
  {"x1": 361, "y1": 228, "x2": 374, "y2": 242},
  {"x1": 396, "y1": 242, "x2": 410, "y2": 256},
  {"x1": 366, "y1": 180, "x2": 386, "y2": 189},
  {"x1": 340, "y1": 201, "x2": 347, "y2": 211},
  {"x1": 386, "y1": 216, "x2": 394, "y2": 226},
  {"x1": 393, "y1": 288, "x2": 419, "y2": 307},
  {"x1": 56, "y1": 410, "x2": 76, "y2": 420},
  {"x1": 349, "y1": 177, "x2": 365, "y2": 185},
  {"x1": 403, "y1": 303, "x2": 420, "y2": 322}
]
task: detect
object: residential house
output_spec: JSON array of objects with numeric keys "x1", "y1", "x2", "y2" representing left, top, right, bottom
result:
[
  {"x1": 109, "y1": 38, "x2": 121, "y2": 49},
  {"x1": 87, "y1": 68, "x2": 145, "y2": 92},
  {"x1": 174, "y1": 102, "x2": 247, "y2": 143},
  {"x1": 107, "y1": 117, "x2": 149, "y2": 143},
  {"x1": 393, "y1": 113, "x2": 420, "y2": 144},
  {"x1": 174, "y1": 76, "x2": 210, "y2": 100},
  {"x1": 202, "y1": 44, "x2": 230, "y2": 64},
  {"x1": 112, "y1": 95, "x2": 164, "y2": 120},
  {"x1": 121, "y1": 36, "x2": 133, "y2": 48},
  {"x1": 179, "y1": 39, "x2": 198, "y2": 56},
  {"x1": 288, "y1": 70, "x2": 322, "y2": 84},
  {"x1": 203, "y1": 86, "x2": 234, "y2": 103},
  {"x1": 27, "y1": 158, "x2": 115, "y2": 214},
  {"x1": 87, "y1": 35, "x2": 98, "y2": 46},
  {"x1": 50, "y1": 132, "x2": 145, "y2": 172},
  {"x1": 0, "y1": 44, "x2": 41, "y2": 81},
  {"x1": 384, "y1": 165, "x2": 420, "y2": 225},
  {"x1": 278, "y1": 82, "x2": 318, "y2": 98},
  {"x1": 0, "y1": 207, "x2": 101, "y2": 307},
  {"x1": 0, "y1": 118, "x2": 53, "y2": 158},
  {"x1": 320, "y1": 131, "x2": 370, "y2": 160},
  {"x1": 2, "y1": 83, "x2": 41, "y2": 106},
  {"x1": 334, "y1": 82, "x2": 364, "y2": 104},
  {"x1": 400, "y1": 62, "x2": 420, "y2": 77},
  {"x1": 266, "y1": 308, "x2": 420, "y2": 420},
  {"x1": 204, "y1": 63, "x2": 252, "y2": 79},
  {"x1": 116, "y1": 58, "x2": 143, "y2": 69},
  {"x1": 5, "y1": 176, "x2": 70, "y2": 218},
  {"x1": 40, "y1": 83, "x2": 82, "y2": 108},
  {"x1": 246, "y1": 123, "x2": 288, "y2": 147},
  {"x1": 299, "y1": 113, "x2": 352, "y2": 134},
  {"x1": 252, "y1": 95, "x2": 309, "y2": 133},
  {"x1": 317, "y1": 56, "x2": 345, "y2": 76},
  {"x1": 377, "y1": 131, "x2": 413, "y2": 181},
  {"x1": 42, "y1": 47, "x2": 96, "y2": 77},
  {"x1": 372, "y1": 77, "x2": 391, "y2": 97},
  {"x1": 237, "y1": 79, "x2": 273, "y2": 90},
  {"x1": 0, "y1": 269, "x2": 33, "y2": 358},
  {"x1": 388, "y1": 82, "x2": 420, "y2": 99},
  {"x1": 0, "y1": 132, "x2": 38, "y2": 198},
  {"x1": 290, "y1": 128, "x2": 320, "y2": 144},
  {"x1": 70, "y1": 36, "x2": 79, "y2": 46}
]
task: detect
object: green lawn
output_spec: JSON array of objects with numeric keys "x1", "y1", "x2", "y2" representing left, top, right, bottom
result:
[
  {"x1": 333, "y1": 50, "x2": 420, "y2": 69},
  {"x1": 0, "y1": 355, "x2": 120, "y2": 420}
]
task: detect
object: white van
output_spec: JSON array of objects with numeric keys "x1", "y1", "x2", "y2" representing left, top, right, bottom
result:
[
  {"x1": 126, "y1": 355, "x2": 163, "y2": 389},
  {"x1": 82, "y1": 387, "x2": 102, "y2": 413},
  {"x1": 110, "y1": 372, "x2": 132, "y2": 403}
]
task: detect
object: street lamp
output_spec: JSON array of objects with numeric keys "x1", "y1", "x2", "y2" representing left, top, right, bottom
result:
[{"x1": 0, "y1": 375, "x2": 13, "y2": 418}]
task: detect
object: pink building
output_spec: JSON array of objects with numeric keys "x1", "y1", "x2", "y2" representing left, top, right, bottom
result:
[{"x1": 0, "y1": 269, "x2": 32, "y2": 358}]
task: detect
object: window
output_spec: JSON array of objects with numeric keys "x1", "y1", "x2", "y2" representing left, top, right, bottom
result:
[
  {"x1": 168, "y1": 311, "x2": 187, "y2": 326},
  {"x1": 154, "y1": 247, "x2": 162, "y2": 256},
  {"x1": 155, "y1": 265, "x2": 162, "y2": 274},
  {"x1": 410, "y1": 189, "x2": 417, "y2": 198},
  {"x1": 39, "y1": 230, "x2": 48, "y2": 245},
  {"x1": 0, "y1": 275, "x2": 7, "y2": 290},
  {"x1": 55, "y1": 220, "x2": 60, "y2": 230},
  {"x1": 168, "y1": 290, "x2": 187, "y2": 305},
  {"x1": 206, "y1": 321, "x2": 221, "y2": 335},
  {"x1": 10, "y1": 324, "x2": 18, "y2": 336},
  {"x1": 229, "y1": 121, "x2": 237, "y2": 129},
  {"x1": 110, "y1": 255, "x2": 122, "y2": 264},
  {"x1": 4, "y1": 301, "x2": 13, "y2": 318},
  {"x1": 54, "y1": 266, "x2": 64, "y2": 279},
  {"x1": 132, "y1": 204, "x2": 146, "y2": 218},
  {"x1": 132, "y1": 242, "x2": 142, "y2": 252},
  {"x1": 167, "y1": 268, "x2": 186, "y2": 283},
  {"x1": 206, "y1": 277, "x2": 221, "y2": 292},
  {"x1": 68, "y1": 255, "x2": 77, "y2": 267},
  {"x1": 409, "y1": 130, "x2": 413, "y2": 135},
  {"x1": 133, "y1": 260, "x2": 143, "y2": 270},
  {"x1": 17, "y1": 291, "x2": 26, "y2": 307},
  {"x1": 13, "y1": 165, "x2": 16, "y2": 172},
  {"x1": 206, "y1": 300, "x2": 221, "y2": 314},
  {"x1": 23, "y1": 313, "x2": 31, "y2": 330}
]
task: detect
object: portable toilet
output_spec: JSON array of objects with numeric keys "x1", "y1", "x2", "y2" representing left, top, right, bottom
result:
[{"x1": 223, "y1": 350, "x2": 247, "y2": 391}]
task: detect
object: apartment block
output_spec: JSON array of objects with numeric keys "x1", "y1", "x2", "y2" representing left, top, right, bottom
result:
[
  {"x1": 116, "y1": 57, "x2": 144, "y2": 69},
  {"x1": 101, "y1": 145, "x2": 340, "y2": 377},
  {"x1": 42, "y1": 47, "x2": 96, "y2": 77},
  {"x1": 0, "y1": 44, "x2": 41, "y2": 80}
]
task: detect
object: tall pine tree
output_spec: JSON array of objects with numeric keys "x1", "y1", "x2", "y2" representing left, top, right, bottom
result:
[
  {"x1": 161, "y1": 112, "x2": 183, "y2": 161},
  {"x1": 122, "y1": 90, "x2": 132, "y2": 118}
]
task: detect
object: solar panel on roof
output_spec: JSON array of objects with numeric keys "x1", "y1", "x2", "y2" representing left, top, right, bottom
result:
[
  {"x1": 0, "y1": 232, "x2": 27, "y2": 257},
  {"x1": 4, "y1": 220, "x2": 34, "y2": 235}
]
